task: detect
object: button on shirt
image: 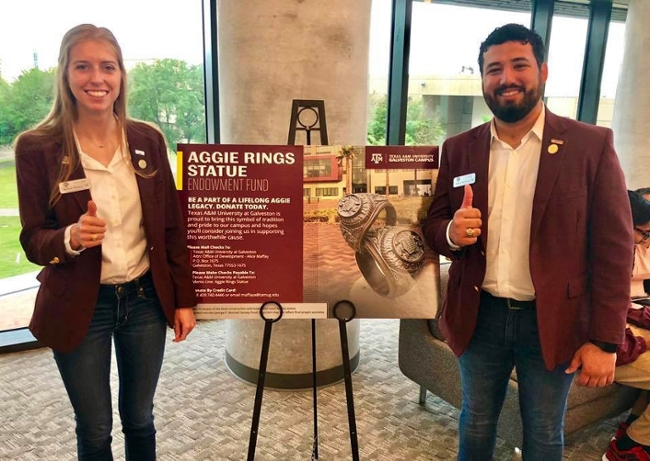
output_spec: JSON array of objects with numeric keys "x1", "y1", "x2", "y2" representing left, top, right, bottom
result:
[
  {"x1": 77, "y1": 146, "x2": 150, "y2": 284},
  {"x1": 482, "y1": 109, "x2": 545, "y2": 301}
]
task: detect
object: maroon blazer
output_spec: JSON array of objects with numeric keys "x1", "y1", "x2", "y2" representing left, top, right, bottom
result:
[
  {"x1": 15, "y1": 121, "x2": 197, "y2": 352},
  {"x1": 423, "y1": 109, "x2": 633, "y2": 370}
]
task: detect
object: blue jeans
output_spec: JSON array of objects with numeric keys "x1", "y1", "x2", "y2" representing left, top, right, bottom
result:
[
  {"x1": 457, "y1": 293, "x2": 574, "y2": 461},
  {"x1": 53, "y1": 272, "x2": 167, "y2": 461}
]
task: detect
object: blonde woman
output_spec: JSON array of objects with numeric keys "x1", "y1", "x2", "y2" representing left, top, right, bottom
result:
[{"x1": 14, "y1": 24, "x2": 196, "y2": 460}]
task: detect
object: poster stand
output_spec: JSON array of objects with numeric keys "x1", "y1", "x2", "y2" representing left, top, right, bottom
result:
[
  {"x1": 333, "y1": 300, "x2": 360, "y2": 461},
  {"x1": 245, "y1": 100, "x2": 360, "y2": 459},
  {"x1": 294, "y1": 99, "x2": 325, "y2": 459},
  {"x1": 245, "y1": 299, "x2": 360, "y2": 461},
  {"x1": 247, "y1": 301, "x2": 283, "y2": 461},
  {"x1": 311, "y1": 315, "x2": 319, "y2": 460}
]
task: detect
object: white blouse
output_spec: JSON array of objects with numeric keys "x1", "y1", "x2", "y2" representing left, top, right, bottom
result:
[{"x1": 65, "y1": 142, "x2": 150, "y2": 284}]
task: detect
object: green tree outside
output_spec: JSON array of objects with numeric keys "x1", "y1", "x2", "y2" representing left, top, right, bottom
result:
[
  {"x1": 367, "y1": 92, "x2": 446, "y2": 146},
  {"x1": 0, "y1": 77, "x2": 12, "y2": 146},
  {"x1": 0, "y1": 68, "x2": 55, "y2": 146},
  {"x1": 367, "y1": 92, "x2": 389, "y2": 145},
  {"x1": 128, "y1": 59, "x2": 206, "y2": 150}
]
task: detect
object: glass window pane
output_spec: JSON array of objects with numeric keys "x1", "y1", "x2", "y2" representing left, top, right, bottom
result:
[
  {"x1": 544, "y1": 13, "x2": 589, "y2": 119},
  {"x1": 368, "y1": 0, "x2": 392, "y2": 146},
  {"x1": 597, "y1": 20, "x2": 626, "y2": 128}
]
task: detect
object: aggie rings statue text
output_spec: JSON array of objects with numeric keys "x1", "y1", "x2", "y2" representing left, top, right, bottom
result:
[{"x1": 337, "y1": 193, "x2": 425, "y2": 298}]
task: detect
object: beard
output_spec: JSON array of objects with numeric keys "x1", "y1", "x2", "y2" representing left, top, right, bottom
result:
[{"x1": 483, "y1": 81, "x2": 543, "y2": 123}]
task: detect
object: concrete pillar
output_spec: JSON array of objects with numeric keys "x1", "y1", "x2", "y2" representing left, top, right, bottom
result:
[
  {"x1": 218, "y1": 0, "x2": 371, "y2": 388},
  {"x1": 218, "y1": 0, "x2": 371, "y2": 146},
  {"x1": 612, "y1": 0, "x2": 650, "y2": 189}
]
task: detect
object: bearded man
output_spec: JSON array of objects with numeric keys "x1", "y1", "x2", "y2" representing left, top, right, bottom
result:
[{"x1": 423, "y1": 23, "x2": 633, "y2": 461}]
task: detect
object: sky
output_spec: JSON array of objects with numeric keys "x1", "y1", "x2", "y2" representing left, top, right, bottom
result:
[{"x1": 0, "y1": 0, "x2": 626, "y2": 98}]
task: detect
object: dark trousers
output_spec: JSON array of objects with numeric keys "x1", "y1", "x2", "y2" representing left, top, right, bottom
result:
[
  {"x1": 457, "y1": 292, "x2": 575, "y2": 461},
  {"x1": 53, "y1": 273, "x2": 167, "y2": 461}
]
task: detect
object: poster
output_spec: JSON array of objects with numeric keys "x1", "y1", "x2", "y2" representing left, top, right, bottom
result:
[{"x1": 177, "y1": 144, "x2": 441, "y2": 319}]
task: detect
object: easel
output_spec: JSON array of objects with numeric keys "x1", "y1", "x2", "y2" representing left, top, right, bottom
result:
[
  {"x1": 246, "y1": 100, "x2": 360, "y2": 460},
  {"x1": 287, "y1": 99, "x2": 329, "y2": 146},
  {"x1": 247, "y1": 302, "x2": 283, "y2": 460}
]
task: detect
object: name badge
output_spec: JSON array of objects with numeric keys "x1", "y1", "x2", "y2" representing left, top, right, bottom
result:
[
  {"x1": 59, "y1": 178, "x2": 91, "y2": 194},
  {"x1": 453, "y1": 173, "x2": 476, "y2": 188}
]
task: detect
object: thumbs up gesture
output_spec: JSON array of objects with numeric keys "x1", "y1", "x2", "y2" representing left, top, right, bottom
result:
[
  {"x1": 449, "y1": 184, "x2": 482, "y2": 247},
  {"x1": 71, "y1": 200, "x2": 107, "y2": 250}
]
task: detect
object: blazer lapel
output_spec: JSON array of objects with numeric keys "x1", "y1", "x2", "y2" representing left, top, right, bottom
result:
[
  {"x1": 53, "y1": 143, "x2": 91, "y2": 213},
  {"x1": 468, "y1": 123, "x2": 491, "y2": 249},
  {"x1": 127, "y1": 131, "x2": 156, "y2": 237},
  {"x1": 530, "y1": 109, "x2": 569, "y2": 242}
]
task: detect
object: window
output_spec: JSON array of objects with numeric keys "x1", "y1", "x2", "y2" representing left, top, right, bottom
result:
[
  {"x1": 597, "y1": 19, "x2": 626, "y2": 128},
  {"x1": 367, "y1": 0, "x2": 392, "y2": 145},
  {"x1": 304, "y1": 159, "x2": 333, "y2": 179},
  {"x1": 374, "y1": 186, "x2": 398, "y2": 195},
  {"x1": 544, "y1": 10, "x2": 589, "y2": 119},
  {"x1": 315, "y1": 187, "x2": 339, "y2": 197},
  {"x1": 0, "y1": 0, "x2": 205, "y2": 333}
]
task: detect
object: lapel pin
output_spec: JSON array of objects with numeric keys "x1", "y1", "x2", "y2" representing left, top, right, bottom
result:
[
  {"x1": 547, "y1": 144, "x2": 559, "y2": 155},
  {"x1": 135, "y1": 149, "x2": 146, "y2": 156},
  {"x1": 550, "y1": 139, "x2": 564, "y2": 145},
  {"x1": 138, "y1": 159, "x2": 147, "y2": 169}
]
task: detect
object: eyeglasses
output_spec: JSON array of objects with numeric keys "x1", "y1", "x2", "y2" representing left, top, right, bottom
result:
[{"x1": 635, "y1": 227, "x2": 650, "y2": 242}]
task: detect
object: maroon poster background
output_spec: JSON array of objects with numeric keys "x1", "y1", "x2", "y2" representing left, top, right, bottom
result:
[{"x1": 177, "y1": 144, "x2": 304, "y2": 304}]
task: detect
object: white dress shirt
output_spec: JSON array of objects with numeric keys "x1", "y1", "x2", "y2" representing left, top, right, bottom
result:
[
  {"x1": 481, "y1": 110, "x2": 545, "y2": 301},
  {"x1": 66, "y1": 141, "x2": 150, "y2": 284}
]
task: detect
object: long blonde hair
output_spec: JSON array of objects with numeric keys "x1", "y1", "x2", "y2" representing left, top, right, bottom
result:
[{"x1": 15, "y1": 24, "x2": 129, "y2": 205}]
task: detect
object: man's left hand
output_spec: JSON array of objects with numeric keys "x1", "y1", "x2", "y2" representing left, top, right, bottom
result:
[{"x1": 565, "y1": 342, "x2": 616, "y2": 387}]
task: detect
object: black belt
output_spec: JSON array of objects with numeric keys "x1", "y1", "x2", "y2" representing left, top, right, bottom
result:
[
  {"x1": 481, "y1": 290, "x2": 536, "y2": 310},
  {"x1": 99, "y1": 271, "x2": 152, "y2": 296}
]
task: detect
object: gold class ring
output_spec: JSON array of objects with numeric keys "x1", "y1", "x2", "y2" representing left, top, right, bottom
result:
[
  {"x1": 355, "y1": 226, "x2": 425, "y2": 298},
  {"x1": 337, "y1": 193, "x2": 397, "y2": 252},
  {"x1": 91, "y1": 233, "x2": 98, "y2": 241},
  {"x1": 465, "y1": 228, "x2": 475, "y2": 238}
]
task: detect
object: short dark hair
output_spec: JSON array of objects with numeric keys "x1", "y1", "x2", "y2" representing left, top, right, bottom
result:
[
  {"x1": 478, "y1": 23, "x2": 546, "y2": 75},
  {"x1": 629, "y1": 190, "x2": 650, "y2": 226}
]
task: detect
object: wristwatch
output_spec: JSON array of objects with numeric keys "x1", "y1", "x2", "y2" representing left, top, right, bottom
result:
[{"x1": 590, "y1": 340, "x2": 618, "y2": 353}]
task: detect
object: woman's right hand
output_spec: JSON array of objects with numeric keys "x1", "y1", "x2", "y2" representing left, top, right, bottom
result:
[{"x1": 71, "y1": 200, "x2": 107, "y2": 250}]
